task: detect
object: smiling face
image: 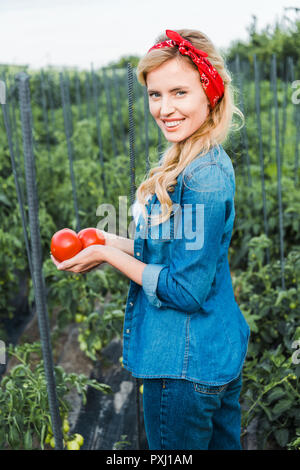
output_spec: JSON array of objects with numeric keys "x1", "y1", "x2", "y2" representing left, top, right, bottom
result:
[{"x1": 146, "y1": 57, "x2": 211, "y2": 143}]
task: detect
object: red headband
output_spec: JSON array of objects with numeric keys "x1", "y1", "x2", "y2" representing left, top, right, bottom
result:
[{"x1": 148, "y1": 29, "x2": 224, "y2": 109}]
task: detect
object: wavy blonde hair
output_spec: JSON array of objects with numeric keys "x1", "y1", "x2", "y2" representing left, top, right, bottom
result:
[{"x1": 135, "y1": 28, "x2": 244, "y2": 226}]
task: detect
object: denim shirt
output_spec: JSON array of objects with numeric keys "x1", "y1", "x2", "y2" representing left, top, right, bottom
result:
[{"x1": 122, "y1": 144, "x2": 250, "y2": 386}]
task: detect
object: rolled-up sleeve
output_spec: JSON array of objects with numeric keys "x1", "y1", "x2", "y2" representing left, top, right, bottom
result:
[
  {"x1": 142, "y1": 264, "x2": 167, "y2": 308},
  {"x1": 141, "y1": 163, "x2": 232, "y2": 312}
]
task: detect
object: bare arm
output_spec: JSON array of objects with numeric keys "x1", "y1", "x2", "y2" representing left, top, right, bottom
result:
[
  {"x1": 100, "y1": 231, "x2": 134, "y2": 256},
  {"x1": 101, "y1": 245, "x2": 146, "y2": 286},
  {"x1": 53, "y1": 243, "x2": 146, "y2": 286},
  {"x1": 99, "y1": 232, "x2": 145, "y2": 285}
]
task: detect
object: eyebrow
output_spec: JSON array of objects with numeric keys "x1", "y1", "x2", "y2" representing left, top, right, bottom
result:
[{"x1": 147, "y1": 86, "x2": 190, "y2": 94}]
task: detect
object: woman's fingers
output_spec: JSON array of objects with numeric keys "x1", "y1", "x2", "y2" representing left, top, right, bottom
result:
[
  {"x1": 50, "y1": 254, "x2": 60, "y2": 267},
  {"x1": 50, "y1": 247, "x2": 104, "y2": 273},
  {"x1": 80, "y1": 265, "x2": 102, "y2": 273}
]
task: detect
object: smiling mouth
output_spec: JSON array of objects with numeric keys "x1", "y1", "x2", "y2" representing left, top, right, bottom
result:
[{"x1": 162, "y1": 119, "x2": 185, "y2": 131}]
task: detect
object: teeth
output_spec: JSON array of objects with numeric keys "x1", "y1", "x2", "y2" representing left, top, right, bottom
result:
[{"x1": 164, "y1": 120, "x2": 184, "y2": 127}]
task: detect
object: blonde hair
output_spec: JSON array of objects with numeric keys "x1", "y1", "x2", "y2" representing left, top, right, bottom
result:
[{"x1": 135, "y1": 28, "x2": 244, "y2": 226}]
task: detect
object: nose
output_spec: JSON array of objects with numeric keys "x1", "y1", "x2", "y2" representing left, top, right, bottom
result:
[{"x1": 160, "y1": 96, "x2": 175, "y2": 117}]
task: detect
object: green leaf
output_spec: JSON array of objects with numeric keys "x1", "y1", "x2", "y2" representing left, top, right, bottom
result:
[
  {"x1": 111, "y1": 310, "x2": 124, "y2": 319},
  {"x1": 0, "y1": 193, "x2": 11, "y2": 207},
  {"x1": 272, "y1": 399, "x2": 292, "y2": 419},
  {"x1": 24, "y1": 429, "x2": 33, "y2": 450},
  {"x1": 260, "y1": 361, "x2": 272, "y2": 373},
  {"x1": 274, "y1": 428, "x2": 289, "y2": 447},
  {"x1": 274, "y1": 290, "x2": 289, "y2": 306},
  {"x1": 266, "y1": 387, "x2": 286, "y2": 404},
  {"x1": 259, "y1": 402, "x2": 273, "y2": 421},
  {"x1": 40, "y1": 423, "x2": 47, "y2": 450},
  {"x1": 9, "y1": 425, "x2": 20, "y2": 447}
]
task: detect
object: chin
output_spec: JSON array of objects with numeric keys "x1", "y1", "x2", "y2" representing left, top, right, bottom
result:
[
  {"x1": 161, "y1": 130, "x2": 181, "y2": 142},
  {"x1": 166, "y1": 137, "x2": 184, "y2": 143},
  {"x1": 164, "y1": 133, "x2": 190, "y2": 143}
]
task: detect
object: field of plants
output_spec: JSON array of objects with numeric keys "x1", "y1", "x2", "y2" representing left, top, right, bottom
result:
[{"x1": 0, "y1": 17, "x2": 300, "y2": 451}]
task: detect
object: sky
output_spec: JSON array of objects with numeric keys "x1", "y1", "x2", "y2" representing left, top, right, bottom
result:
[{"x1": 0, "y1": 0, "x2": 299, "y2": 70}]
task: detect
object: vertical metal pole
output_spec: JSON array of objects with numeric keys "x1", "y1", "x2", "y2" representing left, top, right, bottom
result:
[
  {"x1": 127, "y1": 62, "x2": 141, "y2": 451},
  {"x1": 10, "y1": 94, "x2": 21, "y2": 170},
  {"x1": 143, "y1": 85, "x2": 150, "y2": 175},
  {"x1": 112, "y1": 67, "x2": 127, "y2": 155},
  {"x1": 45, "y1": 72, "x2": 56, "y2": 134},
  {"x1": 40, "y1": 69, "x2": 53, "y2": 175},
  {"x1": 127, "y1": 63, "x2": 137, "y2": 207},
  {"x1": 235, "y1": 55, "x2": 252, "y2": 188},
  {"x1": 289, "y1": 57, "x2": 300, "y2": 188},
  {"x1": 15, "y1": 71, "x2": 64, "y2": 450},
  {"x1": 91, "y1": 66, "x2": 107, "y2": 198},
  {"x1": 253, "y1": 54, "x2": 270, "y2": 266},
  {"x1": 1, "y1": 98, "x2": 33, "y2": 281},
  {"x1": 271, "y1": 55, "x2": 285, "y2": 290},
  {"x1": 102, "y1": 67, "x2": 118, "y2": 159},
  {"x1": 74, "y1": 71, "x2": 83, "y2": 121},
  {"x1": 85, "y1": 71, "x2": 92, "y2": 119},
  {"x1": 64, "y1": 70, "x2": 73, "y2": 137},
  {"x1": 59, "y1": 72, "x2": 81, "y2": 232},
  {"x1": 280, "y1": 57, "x2": 288, "y2": 163}
]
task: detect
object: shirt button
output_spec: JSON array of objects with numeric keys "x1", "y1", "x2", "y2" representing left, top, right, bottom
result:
[
  {"x1": 129, "y1": 302, "x2": 134, "y2": 306},
  {"x1": 126, "y1": 329, "x2": 130, "y2": 333},
  {"x1": 136, "y1": 252, "x2": 140, "y2": 257}
]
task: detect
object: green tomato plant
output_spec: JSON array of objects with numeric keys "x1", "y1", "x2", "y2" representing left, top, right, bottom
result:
[{"x1": 0, "y1": 342, "x2": 112, "y2": 450}]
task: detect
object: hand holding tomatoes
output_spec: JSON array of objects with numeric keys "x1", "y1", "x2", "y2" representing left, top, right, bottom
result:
[
  {"x1": 51, "y1": 244, "x2": 107, "y2": 273},
  {"x1": 50, "y1": 227, "x2": 107, "y2": 273},
  {"x1": 77, "y1": 228, "x2": 105, "y2": 248},
  {"x1": 50, "y1": 228, "x2": 83, "y2": 262}
]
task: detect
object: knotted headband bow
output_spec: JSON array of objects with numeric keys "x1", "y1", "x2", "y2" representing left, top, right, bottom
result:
[{"x1": 148, "y1": 29, "x2": 224, "y2": 109}]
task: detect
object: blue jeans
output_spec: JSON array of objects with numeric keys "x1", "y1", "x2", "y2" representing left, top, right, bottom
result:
[{"x1": 142, "y1": 373, "x2": 243, "y2": 450}]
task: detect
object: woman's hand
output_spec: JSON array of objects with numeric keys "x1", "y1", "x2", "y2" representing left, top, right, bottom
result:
[{"x1": 50, "y1": 244, "x2": 107, "y2": 274}]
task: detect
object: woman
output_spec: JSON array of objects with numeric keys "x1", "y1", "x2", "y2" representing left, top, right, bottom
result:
[{"x1": 52, "y1": 29, "x2": 250, "y2": 450}]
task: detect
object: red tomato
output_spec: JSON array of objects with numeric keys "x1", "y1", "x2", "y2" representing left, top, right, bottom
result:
[
  {"x1": 77, "y1": 228, "x2": 106, "y2": 248},
  {"x1": 50, "y1": 228, "x2": 83, "y2": 262}
]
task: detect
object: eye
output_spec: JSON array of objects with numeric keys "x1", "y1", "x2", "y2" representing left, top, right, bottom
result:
[
  {"x1": 176, "y1": 91, "x2": 186, "y2": 96},
  {"x1": 148, "y1": 92, "x2": 160, "y2": 98}
]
